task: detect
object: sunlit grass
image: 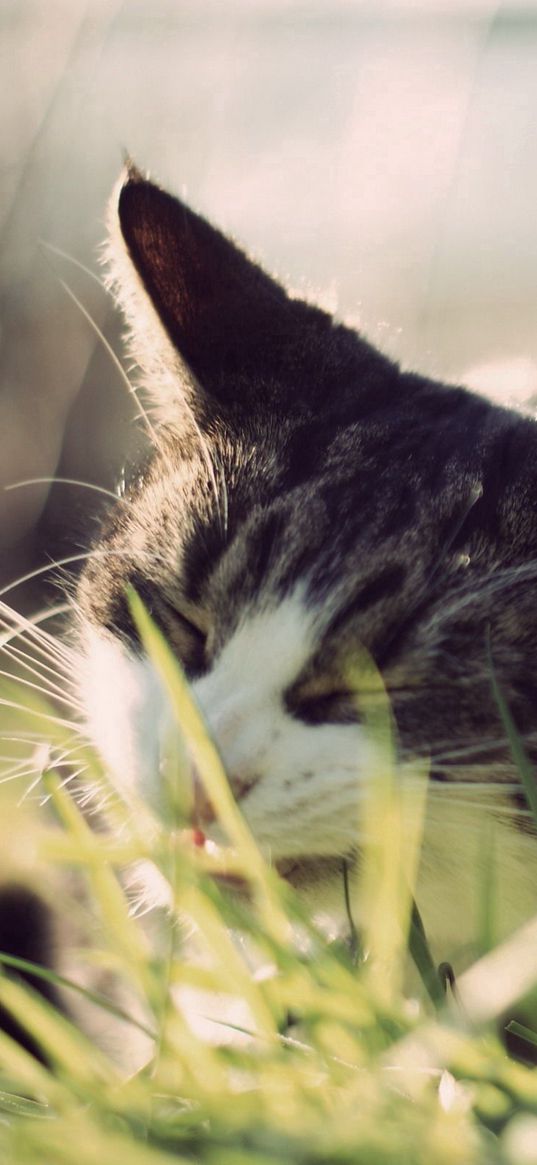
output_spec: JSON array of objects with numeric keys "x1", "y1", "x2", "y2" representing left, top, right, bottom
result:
[{"x1": 0, "y1": 604, "x2": 536, "y2": 1163}]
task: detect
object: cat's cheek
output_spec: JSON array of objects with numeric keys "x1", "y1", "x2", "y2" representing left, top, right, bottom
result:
[
  {"x1": 78, "y1": 627, "x2": 170, "y2": 810},
  {"x1": 234, "y1": 719, "x2": 379, "y2": 862}
]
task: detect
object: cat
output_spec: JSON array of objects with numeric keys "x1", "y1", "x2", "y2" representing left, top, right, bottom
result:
[
  {"x1": 70, "y1": 162, "x2": 537, "y2": 974},
  {"x1": 2, "y1": 161, "x2": 537, "y2": 1038}
]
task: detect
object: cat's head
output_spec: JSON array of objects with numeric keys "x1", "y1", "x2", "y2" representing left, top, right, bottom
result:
[{"x1": 77, "y1": 166, "x2": 537, "y2": 893}]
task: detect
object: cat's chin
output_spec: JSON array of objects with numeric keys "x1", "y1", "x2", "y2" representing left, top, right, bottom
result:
[
  {"x1": 207, "y1": 852, "x2": 352, "y2": 916},
  {"x1": 276, "y1": 854, "x2": 357, "y2": 941},
  {"x1": 208, "y1": 855, "x2": 341, "y2": 896},
  {"x1": 276, "y1": 854, "x2": 353, "y2": 914},
  {"x1": 275, "y1": 854, "x2": 344, "y2": 884},
  {"x1": 287, "y1": 852, "x2": 350, "y2": 878}
]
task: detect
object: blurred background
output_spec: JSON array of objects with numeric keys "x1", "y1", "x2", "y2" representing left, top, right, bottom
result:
[{"x1": 2, "y1": 0, "x2": 537, "y2": 610}]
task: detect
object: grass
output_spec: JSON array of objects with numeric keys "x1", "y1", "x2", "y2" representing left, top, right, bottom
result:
[{"x1": 0, "y1": 603, "x2": 536, "y2": 1163}]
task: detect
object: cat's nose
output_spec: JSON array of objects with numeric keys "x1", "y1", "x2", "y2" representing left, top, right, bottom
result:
[
  {"x1": 191, "y1": 769, "x2": 258, "y2": 828},
  {"x1": 192, "y1": 772, "x2": 215, "y2": 826}
]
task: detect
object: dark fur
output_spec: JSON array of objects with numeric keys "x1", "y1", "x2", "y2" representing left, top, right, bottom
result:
[
  {"x1": 80, "y1": 169, "x2": 537, "y2": 803},
  {"x1": 4, "y1": 167, "x2": 537, "y2": 1058}
]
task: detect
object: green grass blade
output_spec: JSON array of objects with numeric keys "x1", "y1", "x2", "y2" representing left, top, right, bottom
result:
[
  {"x1": 0, "y1": 952, "x2": 156, "y2": 1041},
  {"x1": 477, "y1": 815, "x2": 498, "y2": 958},
  {"x1": 127, "y1": 588, "x2": 291, "y2": 945},
  {"x1": 347, "y1": 652, "x2": 428, "y2": 1006},
  {"x1": 504, "y1": 1019, "x2": 537, "y2": 1050},
  {"x1": 487, "y1": 628, "x2": 537, "y2": 828},
  {"x1": 408, "y1": 901, "x2": 443, "y2": 1009}
]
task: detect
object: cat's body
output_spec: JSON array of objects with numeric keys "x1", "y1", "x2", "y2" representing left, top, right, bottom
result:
[{"x1": 69, "y1": 165, "x2": 537, "y2": 971}]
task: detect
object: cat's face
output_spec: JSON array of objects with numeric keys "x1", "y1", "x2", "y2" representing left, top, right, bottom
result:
[{"x1": 78, "y1": 167, "x2": 537, "y2": 919}]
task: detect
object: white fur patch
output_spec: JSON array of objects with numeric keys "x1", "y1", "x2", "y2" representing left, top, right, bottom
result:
[
  {"x1": 79, "y1": 596, "x2": 537, "y2": 959},
  {"x1": 80, "y1": 626, "x2": 170, "y2": 810},
  {"x1": 189, "y1": 597, "x2": 378, "y2": 863},
  {"x1": 81, "y1": 591, "x2": 378, "y2": 867}
]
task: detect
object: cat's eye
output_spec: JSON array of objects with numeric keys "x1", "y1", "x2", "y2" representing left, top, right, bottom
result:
[
  {"x1": 158, "y1": 597, "x2": 208, "y2": 675},
  {"x1": 172, "y1": 607, "x2": 207, "y2": 640},
  {"x1": 286, "y1": 686, "x2": 360, "y2": 725}
]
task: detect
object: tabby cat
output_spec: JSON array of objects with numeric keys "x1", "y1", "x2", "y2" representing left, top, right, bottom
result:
[
  {"x1": 3, "y1": 164, "x2": 537, "y2": 1016},
  {"x1": 75, "y1": 163, "x2": 537, "y2": 970}
]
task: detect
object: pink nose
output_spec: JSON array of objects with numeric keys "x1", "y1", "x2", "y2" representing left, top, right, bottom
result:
[
  {"x1": 191, "y1": 771, "x2": 258, "y2": 828},
  {"x1": 192, "y1": 773, "x2": 216, "y2": 826}
]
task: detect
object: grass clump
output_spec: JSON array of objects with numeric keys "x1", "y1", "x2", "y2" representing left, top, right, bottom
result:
[{"x1": 0, "y1": 600, "x2": 536, "y2": 1163}]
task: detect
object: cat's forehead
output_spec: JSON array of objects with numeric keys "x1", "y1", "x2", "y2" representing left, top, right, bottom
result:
[
  {"x1": 116, "y1": 437, "x2": 410, "y2": 664},
  {"x1": 81, "y1": 167, "x2": 537, "y2": 671}
]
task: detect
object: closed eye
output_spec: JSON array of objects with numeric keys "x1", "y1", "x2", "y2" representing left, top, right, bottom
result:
[
  {"x1": 286, "y1": 689, "x2": 361, "y2": 725},
  {"x1": 172, "y1": 607, "x2": 207, "y2": 640},
  {"x1": 158, "y1": 597, "x2": 208, "y2": 675}
]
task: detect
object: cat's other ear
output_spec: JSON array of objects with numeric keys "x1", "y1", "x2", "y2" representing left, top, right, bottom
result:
[{"x1": 107, "y1": 164, "x2": 335, "y2": 422}]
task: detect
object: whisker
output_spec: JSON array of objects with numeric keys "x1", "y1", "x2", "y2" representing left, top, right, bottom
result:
[
  {"x1": 428, "y1": 558, "x2": 537, "y2": 626},
  {"x1": 0, "y1": 600, "x2": 73, "y2": 659},
  {"x1": 20, "y1": 772, "x2": 48, "y2": 803},
  {"x1": 427, "y1": 738, "x2": 508, "y2": 765},
  {"x1": 37, "y1": 765, "x2": 90, "y2": 808},
  {"x1": 0, "y1": 732, "x2": 56, "y2": 744},
  {"x1": 0, "y1": 669, "x2": 83, "y2": 714},
  {"x1": 58, "y1": 765, "x2": 87, "y2": 789},
  {"x1": 55, "y1": 274, "x2": 158, "y2": 444},
  {"x1": 0, "y1": 627, "x2": 73, "y2": 684},
  {"x1": 2, "y1": 642, "x2": 76, "y2": 696},
  {"x1": 430, "y1": 777, "x2": 523, "y2": 790},
  {"x1": 5, "y1": 478, "x2": 126, "y2": 506},
  {"x1": 39, "y1": 240, "x2": 108, "y2": 289},
  {"x1": 0, "y1": 697, "x2": 83, "y2": 733},
  {"x1": 0, "y1": 766, "x2": 42, "y2": 787},
  {"x1": 0, "y1": 540, "x2": 178, "y2": 608},
  {"x1": 75, "y1": 784, "x2": 104, "y2": 812},
  {"x1": 427, "y1": 482, "x2": 483, "y2": 588},
  {"x1": 0, "y1": 753, "x2": 40, "y2": 777},
  {"x1": 0, "y1": 755, "x2": 37, "y2": 765},
  {"x1": 428, "y1": 773, "x2": 519, "y2": 789},
  {"x1": 0, "y1": 598, "x2": 71, "y2": 630},
  {"x1": 0, "y1": 614, "x2": 70, "y2": 656},
  {"x1": 0, "y1": 611, "x2": 75, "y2": 659},
  {"x1": 427, "y1": 798, "x2": 533, "y2": 816},
  {"x1": 219, "y1": 462, "x2": 229, "y2": 538},
  {"x1": 0, "y1": 547, "x2": 138, "y2": 601},
  {"x1": 50, "y1": 746, "x2": 90, "y2": 769},
  {"x1": 1, "y1": 638, "x2": 72, "y2": 684},
  {"x1": 428, "y1": 781, "x2": 527, "y2": 801}
]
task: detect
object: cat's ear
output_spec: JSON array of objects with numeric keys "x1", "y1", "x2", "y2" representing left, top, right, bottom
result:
[{"x1": 108, "y1": 164, "x2": 324, "y2": 422}]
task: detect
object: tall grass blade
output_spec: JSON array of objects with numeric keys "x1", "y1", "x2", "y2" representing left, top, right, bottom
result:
[
  {"x1": 487, "y1": 629, "x2": 537, "y2": 828},
  {"x1": 127, "y1": 588, "x2": 291, "y2": 945}
]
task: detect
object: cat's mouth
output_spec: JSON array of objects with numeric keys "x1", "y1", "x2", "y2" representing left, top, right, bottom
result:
[
  {"x1": 275, "y1": 854, "x2": 349, "y2": 889},
  {"x1": 275, "y1": 857, "x2": 301, "y2": 880},
  {"x1": 186, "y1": 827, "x2": 343, "y2": 896},
  {"x1": 213, "y1": 857, "x2": 323, "y2": 891}
]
